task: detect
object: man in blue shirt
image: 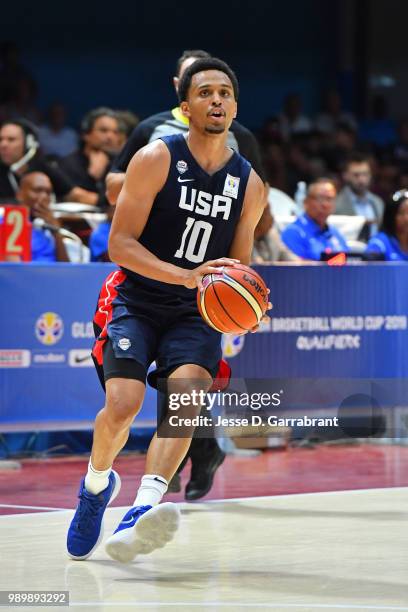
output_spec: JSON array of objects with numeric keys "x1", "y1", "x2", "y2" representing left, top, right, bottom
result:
[
  {"x1": 282, "y1": 178, "x2": 348, "y2": 260},
  {"x1": 17, "y1": 172, "x2": 69, "y2": 262}
]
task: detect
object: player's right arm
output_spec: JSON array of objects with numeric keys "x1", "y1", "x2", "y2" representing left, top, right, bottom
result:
[{"x1": 109, "y1": 141, "x2": 237, "y2": 287}]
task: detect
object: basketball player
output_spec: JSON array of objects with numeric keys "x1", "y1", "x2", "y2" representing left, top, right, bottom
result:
[
  {"x1": 106, "y1": 49, "x2": 266, "y2": 501},
  {"x1": 67, "y1": 58, "x2": 267, "y2": 564}
]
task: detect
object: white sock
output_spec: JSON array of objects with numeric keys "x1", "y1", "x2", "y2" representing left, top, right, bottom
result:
[
  {"x1": 133, "y1": 474, "x2": 168, "y2": 507},
  {"x1": 84, "y1": 460, "x2": 112, "y2": 495}
]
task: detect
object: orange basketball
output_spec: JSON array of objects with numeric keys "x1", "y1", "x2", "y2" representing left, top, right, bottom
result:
[{"x1": 197, "y1": 264, "x2": 269, "y2": 334}]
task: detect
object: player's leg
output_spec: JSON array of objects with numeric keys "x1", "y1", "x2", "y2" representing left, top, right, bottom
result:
[
  {"x1": 145, "y1": 364, "x2": 213, "y2": 480},
  {"x1": 185, "y1": 436, "x2": 226, "y2": 501},
  {"x1": 105, "y1": 363, "x2": 213, "y2": 563},
  {"x1": 169, "y1": 358, "x2": 230, "y2": 498},
  {"x1": 67, "y1": 339, "x2": 148, "y2": 561},
  {"x1": 104, "y1": 312, "x2": 220, "y2": 563},
  {"x1": 90, "y1": 375, "x2": 145, "y2": 472}
]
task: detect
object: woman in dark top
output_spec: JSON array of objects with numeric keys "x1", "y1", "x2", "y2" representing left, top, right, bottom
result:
[{"x1": 366, "y1": 190, "x2": 408, "y2": 261}]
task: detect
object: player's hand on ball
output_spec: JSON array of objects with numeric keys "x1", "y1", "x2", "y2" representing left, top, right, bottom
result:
[
  {"x1": 183, "y1": 258, "x2": 240, "y2": 290},
  {"x1": 243, "y1": 289, "x2": 272, "y2": 334}
]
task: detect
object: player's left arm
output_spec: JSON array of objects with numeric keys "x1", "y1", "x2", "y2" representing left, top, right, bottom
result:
[{"x1": 228, "y1": 169, "x2": 265, "y2": 265}]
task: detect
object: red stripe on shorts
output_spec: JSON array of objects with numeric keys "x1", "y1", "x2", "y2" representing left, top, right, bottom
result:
[
  {"x1": 92, "y1": 269, "x2": 127, "y2": 365},
  {"x1": 209, "y1": 358, "x2": 231, "y2": 392}
]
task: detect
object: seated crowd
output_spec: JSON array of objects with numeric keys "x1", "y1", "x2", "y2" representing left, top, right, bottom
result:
[{"x1": 1, "y1": 81, "x2": 408, "y2": 263}]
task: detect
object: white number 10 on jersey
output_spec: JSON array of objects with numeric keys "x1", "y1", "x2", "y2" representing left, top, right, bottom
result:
[{"x1": 174, "y1": 217, "x2": 213, "y2": 263}]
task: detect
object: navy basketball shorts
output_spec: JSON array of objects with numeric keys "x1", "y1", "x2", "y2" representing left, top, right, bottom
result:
[{"x1": 92, "y1": 270, "x2": 222, "y2": 389}]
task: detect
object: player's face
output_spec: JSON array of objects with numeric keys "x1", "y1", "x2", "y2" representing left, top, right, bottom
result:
[
  {"x1": 181, "y1": 70, "x2": 237, "y2": 134},
  {"x1": 0, "y1": 124, "x2": 25, "y2": 165},
  {"x1": 304, "y1": 182, "x2": 337, "y2": 227}
]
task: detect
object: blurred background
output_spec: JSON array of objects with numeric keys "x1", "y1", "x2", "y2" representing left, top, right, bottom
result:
[{"x1": 1, "y1": 0, "x2": 408, "y2": 202}]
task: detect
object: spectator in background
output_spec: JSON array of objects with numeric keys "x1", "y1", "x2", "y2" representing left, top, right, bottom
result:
[
  {"x1": 16, "y1": 172, "x2": 69, "y2": 261},
  {"x1": 258, "y1": 116, "x2": 283, "y2": 146},
  {"x1": 281, "y1": 178, "x2": 348, "y2": 260},
  {"x1": 39, "y1": 103, "x2": 79, "y2": 158},
  {"x1": 5, "y1": 75, "x2": 41, "y2": 125},
  {"x1": 252, "y1": 184, "x2": 299, "y2": 262},
  {"x1": 335, "y1": 153, "x2": 384, "y2": 240},
  {"x1": 115, "y1": 110, "x2": 139, "y2": 151},
  {"x1": 373, "y1": 161, "x2": 399, "y2": 202},
  {"x1": 323, "y1": 123, "x2": 358, "y2": 174},
  {"x1": 365, "y1": 190, "x2": 408, "y2": 261},
  {"x1": 0, "y1": 120, "x2": 88, "y2": 203},
  {"x1": 89, "y1": 207, "x2": 114, "y2": 262},
  {"x1": 286, "y1": 135, "x2": 319, "y2": 196},
  {"x1": 278, "y1": 93, "x2": 312, "y2": 141},
  {"x1": 261, "y1": 141, "x2": 288, "y2": 193},
  {"x1": 59, "y1": 107, "x2": 119, "y2": 208},
  {"x1": 315, "y1": 89, "x2": 356, "y2": 134}
]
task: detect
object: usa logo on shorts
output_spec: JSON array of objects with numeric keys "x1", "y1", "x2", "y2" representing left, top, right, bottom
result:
[
  {"x1": 118, "y1": 338, "x2": 131, "y2": 351},
  {"x1": 35, "y1": 312, "x2": 64, "y2": 346},
  {"x1": 176, "y1": 160, "x2": 188, "y2": 174}
]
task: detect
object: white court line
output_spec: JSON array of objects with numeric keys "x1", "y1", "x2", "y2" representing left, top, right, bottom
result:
[
  {"x1": 202, "y1": 486, "x2": 408, "y2": 505},
  {"x1": 68, "y1": 602, "x2": 408, "y2": 610},
  {"x1": 1, "y1": 486, "x2": 407, "y2": 518},
  {"x1": 0, "y1": 504, "x2": 68, "y2": 511}
]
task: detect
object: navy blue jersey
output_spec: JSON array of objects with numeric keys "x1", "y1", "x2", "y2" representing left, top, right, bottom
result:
[{"x1": 121, "y1": 133, "x2": 251, "y2": 300}]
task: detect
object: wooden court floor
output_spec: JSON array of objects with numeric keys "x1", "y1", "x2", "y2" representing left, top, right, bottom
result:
[
  {"x1": 2, "y1": 444, "x2": 408, "y2": 516},
  {"x1": 0, "y1": 488, "x2": 407, "y2": 611}
]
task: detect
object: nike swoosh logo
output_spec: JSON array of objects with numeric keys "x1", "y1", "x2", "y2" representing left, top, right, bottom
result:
[
  {"x1": 178, "y1": 177, "x2": 195, "y2": 183},
  {"x1": 74, "y1": 354, "x2": 92, "y2": 363},
  {"x1": 120, "y1": 517, "x2": 136, "y2": 525}
]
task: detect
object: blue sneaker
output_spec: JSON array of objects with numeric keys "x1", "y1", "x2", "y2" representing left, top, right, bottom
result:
[
  {"x1": 67, "y1": 470, "x2": 121, "y2": 560},
  {"x1": 105, "y1": 502, "x2": 180, "y2": 563}
]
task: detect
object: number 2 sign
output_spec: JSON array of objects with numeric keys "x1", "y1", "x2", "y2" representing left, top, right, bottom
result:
[{"x1": 0, "y1": 206, "x2": 32, "y2": 262}]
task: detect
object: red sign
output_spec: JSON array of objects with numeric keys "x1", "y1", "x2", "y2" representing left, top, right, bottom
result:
[{"x1": 0, "y1": 206, "x2": 32, "y2": 262}]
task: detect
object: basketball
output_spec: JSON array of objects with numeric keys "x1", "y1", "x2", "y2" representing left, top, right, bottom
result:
[{"x1": 197, "y1": 264, "x2": 269, "y2": 334}]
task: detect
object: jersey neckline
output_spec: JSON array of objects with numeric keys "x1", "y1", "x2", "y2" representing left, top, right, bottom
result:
[{"x1": 179, "y1": 134, "x2": 237, "y2": 180}]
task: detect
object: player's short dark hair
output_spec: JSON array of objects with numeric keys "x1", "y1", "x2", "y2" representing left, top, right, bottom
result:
[
  {"x1": 80, "y1": 107, "x2": 117, "y2": 134},
  {"x1": 178, "y1": 58, "x2": 239, "y2": 103},
  {"x1": 176, "y1": 49, "x2": 211, "y2": 77}
]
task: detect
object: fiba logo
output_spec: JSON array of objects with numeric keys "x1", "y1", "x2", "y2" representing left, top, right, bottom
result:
[
  {"x1": 222, "y1": 334, "x2": 245, "y2": 358},
  {"x1": 35, "y1": 312, "x2": 64, "y2": 345}
]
